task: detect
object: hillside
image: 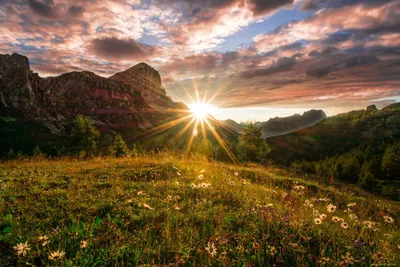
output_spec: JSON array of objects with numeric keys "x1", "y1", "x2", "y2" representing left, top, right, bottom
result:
[
  {"x1": 222, "y1": 109, "x2": 326, "y2": 138},
  {"x1": 0, "y1": 154, "x2": 399, "y2": 266},
  {"x1": 267, "y1": 104, "x2": 400, "y2": 200},
  {"x1": 267, "y1": 104, "x2": 400, "y2": 164}
]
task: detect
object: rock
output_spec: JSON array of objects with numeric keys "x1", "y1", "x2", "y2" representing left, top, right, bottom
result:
[
  {"x1": 366, "y1": 105, "x2": 378, "y2": 112},
  {"x1": 0, "y1": 53, "x2": 186, "y2": 135}
]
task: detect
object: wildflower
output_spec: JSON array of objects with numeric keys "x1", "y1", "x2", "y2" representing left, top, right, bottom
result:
[
  {"x1": 142, "y1": 203, "x2": 154, "y2": 210},
  {"x1": 347, "y1": 202, "x2": 356, "y2": 207},
  {"x1": 205, "y1": 241, "x2": 217, "y2": 257},
  {"x1": 137, "y1": 191, "x2": 145, "y2": 196},
  {"x1": 175, "y1": 181, "x2": 180, "y2": 185},
  {"x1": 38, "y1": 235, "x2": 49, "y2": 246},
  {"x1": 282, "y1": 193, "x2": 288, "y2": 198},
  {"x1": 319, "y1": 257, "x2": 331, "y2": 265},
  {"x1": 314, "y1": 218, "x2": 322, "y2": 225},
  {"x1": 327, "y1": 204, "x2": 336, "y2": 213},
  {"x1": 363, "y1": 221, "x2": 373, "y2": 228},
  {"x1": 229, "y1": 181, "x2": 235, "y2": 186},
  {"x1": 200, "y1": 183, "x2": 211, "y2": 188},
  {"x1": 174, "y1": 206, "x2": 181, "y2": 211},
  {"x1": 341, "y1": 252, "x2": 354, "y2": 264},
  {"x1": 198, "y1": 174, "x2": 204, "y2": 180},
  {"x1": 80, "y1": 240, "x2": 88, "y2": 249},
  {"x1": 48, "y1": 250, "x2": 66, "y2": 261},
  {"x1": 267, "y1": 245, "x2": 277, "y2": 256},
  {"x1": 348, "y1": 213, "x2": 358, "y2": 221},
  {"x1": 383, "y1": 216, "x2": 394, "y2": 224},
  {"x1": 319, "y1": 214, "x2": 327, "y2": 220},
  {"x1": 13, "y1": 241, "x2": 30, "y2": 256},
  {"x1": 313, "y1": 209, "x2": 319, "y2": 216},
  {"x1": 341, "y1": 222, "x2": 349, "y2": 229},
  {"x1": 234, "y1": 172, "x2": 239, "y2": 177},
  {"x1": 339, "y1": 218, "x2": 345, "y2": 223},
  {"x1": 332, "y1": 216, "x2": 340, "y2": 223}
]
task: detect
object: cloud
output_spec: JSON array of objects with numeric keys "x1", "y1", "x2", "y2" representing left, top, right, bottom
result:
[
  {"x1": 27, "y1": 0, "x2": 58, "y2": 18},
  {"x1": 88, "y1": 37, "x2": 157, "y2": 61},
  {"x1": 241, "y1": 56, "x2": 297, "y2": 78},
  {"x1": 68, "y1": 5, "x2": 84, "y2": 17}
]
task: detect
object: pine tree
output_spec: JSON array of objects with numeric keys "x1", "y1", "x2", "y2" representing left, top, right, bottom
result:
[
  {"x1": 33, "y1": 145, "x2": 42, "y2": 156},
  {"x1": 7, "y1": 148, "x2": 16, "y2": 159},
  {"x1": 71, "y1": 115, "x2": 100, "y2": 157},
  {"x1": 237, "y1": 121, "x2": 270, "y2": 162},
  {"x1": 109, "y1": 134, "x2": 130, "y2": 157},
  {"x1": 381, "y1": 142, "x2": 400, "y2": 180}
]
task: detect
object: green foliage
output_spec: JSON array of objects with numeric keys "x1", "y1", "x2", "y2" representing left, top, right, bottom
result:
[
  {"x1": 381, "y1": 141, "x2": 400, "y2": 180},
  {"x1": 0, "y1": 155, "x2": 399, "y2": 266},
  {"x1": 108, "y1": 134, "x2": 130, "y2": 157},
  {"x1": 358, "y1": 160, "x2": 378, "y2": 191},
  {"x1": 32, "y1": 145, "x2": 43, "y2": 156},
  {"x1": 6, "y1": 148, "x2": 16, "y2": 159},
  {"x1": 238, "y1": 121, "x2": 270, "y2": 162},
  {"x1": 71, "y1": 115, "x2": 100, "y2": 157}
]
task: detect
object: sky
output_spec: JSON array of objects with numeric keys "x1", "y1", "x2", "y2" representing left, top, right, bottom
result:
[{"x1": 1, "y1": 0, "x2": 400, "y2": 122}]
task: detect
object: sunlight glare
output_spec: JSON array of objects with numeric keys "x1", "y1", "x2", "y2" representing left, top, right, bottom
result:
[{"x1": 189, "y1": 103, "x2": 215, "y2": 120}]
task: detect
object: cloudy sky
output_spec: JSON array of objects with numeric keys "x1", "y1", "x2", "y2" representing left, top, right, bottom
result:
[{"x1": 1, "y1": 0, "x2": 400, "y2": 122}]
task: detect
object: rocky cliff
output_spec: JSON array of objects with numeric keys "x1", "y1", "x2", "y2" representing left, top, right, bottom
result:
[{"x1": 0, "y1": 53, "x2": 187, "y2": 135}]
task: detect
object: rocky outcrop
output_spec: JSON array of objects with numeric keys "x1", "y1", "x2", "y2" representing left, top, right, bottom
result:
[
  {"x1": 110, "y1": 62, "x2": 182, "y2": 110},
  {"x1": 0, "y1": 53, "x2": 187, "y2": 135},
  {"x1": 366, "y1": 105, "x2": 378, "y2": 112}
]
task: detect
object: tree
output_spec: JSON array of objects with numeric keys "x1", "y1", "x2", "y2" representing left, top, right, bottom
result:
[
  {"x1": 71, "y1": 115, "x2": 100, "y2": 157},
  {"x1": 109, "y1": 134, "x2": 130, "y2": 157},
  {"x1": 237, "y1": 121, "x2": 270, "y2": 162},
  {"x1": 33, "y1": 145, "x2": 43, "y2": 156},
  {"x1": 381, "y1": 142, "x2": 400, "y2": 180},
  {"x1": 7, "y1": 148, "x2": 16, "y2": 159},
  {"x1": 358, "y1": 160, "x2": 377, "y2": 190}
]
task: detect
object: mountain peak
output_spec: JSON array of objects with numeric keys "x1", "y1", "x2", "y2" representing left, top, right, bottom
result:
[{"x1": 111, "y1": 62, "x2": 162, "y2": 87}]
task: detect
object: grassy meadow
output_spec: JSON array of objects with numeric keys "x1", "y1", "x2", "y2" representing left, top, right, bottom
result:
[{"x1": 0, "y1": 152, "x2": 399, "y2": 266}]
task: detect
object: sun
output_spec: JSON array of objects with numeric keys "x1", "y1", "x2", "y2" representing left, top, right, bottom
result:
[{"x1": 189, "y1": 103, "x2": 214, "y2": 120}]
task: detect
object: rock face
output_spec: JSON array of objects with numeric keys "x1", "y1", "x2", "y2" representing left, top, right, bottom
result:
[
  {"x1": 366, "y1": 105, "x2": 378, "y2": 112},
  {"x1": 110, "y1": 63, "x2": 180, "y2": 110},
  {"x1": 0, "y1": 53, "x2": 186, "y2": 135},
  {"x1": 222, "y1": 109, "x2": 327, "y2": 138}
]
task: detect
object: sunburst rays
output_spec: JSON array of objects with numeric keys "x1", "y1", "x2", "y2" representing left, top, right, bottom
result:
[{"x1": 130, "y1": 69, "x2": 238, "y2": 164}]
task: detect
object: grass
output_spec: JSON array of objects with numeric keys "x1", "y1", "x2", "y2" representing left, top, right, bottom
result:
[{"x1": 0, "y1": 152, "x2": 399, "y2": 266}]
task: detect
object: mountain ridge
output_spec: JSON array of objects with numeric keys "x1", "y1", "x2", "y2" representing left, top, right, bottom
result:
[
  {"x1": 222, "y1": 109, "x2": 327, "y2": 138},
  {"x1": 0, "y1": 53, "x2": 187, "y2": 135}
]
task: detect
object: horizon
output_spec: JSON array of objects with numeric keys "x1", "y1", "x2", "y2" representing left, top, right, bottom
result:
[{"x1": 1, "y1": 0, "x2": 400, "y2": 121}]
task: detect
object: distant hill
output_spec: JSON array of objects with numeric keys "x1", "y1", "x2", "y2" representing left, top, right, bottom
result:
[
  {"x1": 267, "y1": 104, "x2": 400, "y2": 200},
  {"x1": 267, "y1": 104, "x2": 400, "y2": 164},
  {"x1": 222, "y1": 109, "x2": 326, "y2": 138}
]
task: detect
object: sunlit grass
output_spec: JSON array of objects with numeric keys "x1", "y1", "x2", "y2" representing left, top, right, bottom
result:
[{"x1": 0, "y1": 152, "x2": 399, "y2": 266}]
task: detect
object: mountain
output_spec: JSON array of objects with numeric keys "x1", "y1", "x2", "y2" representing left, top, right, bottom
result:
[
  {"x1": 0, "y1": 53, "x2": 186, "y2": 134},
  {"x1": 222, "y1": 109, "x2": 326, "y2": 138},
  {"x1": 0, "y1": 53, "x2": 238, "y2": 156},
  {"x1": 266, "y1": 104, "x2": 400, "y2": 200},
  {"x1": 267, "y1": 104, "x2": 400, "y2": 164}
]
